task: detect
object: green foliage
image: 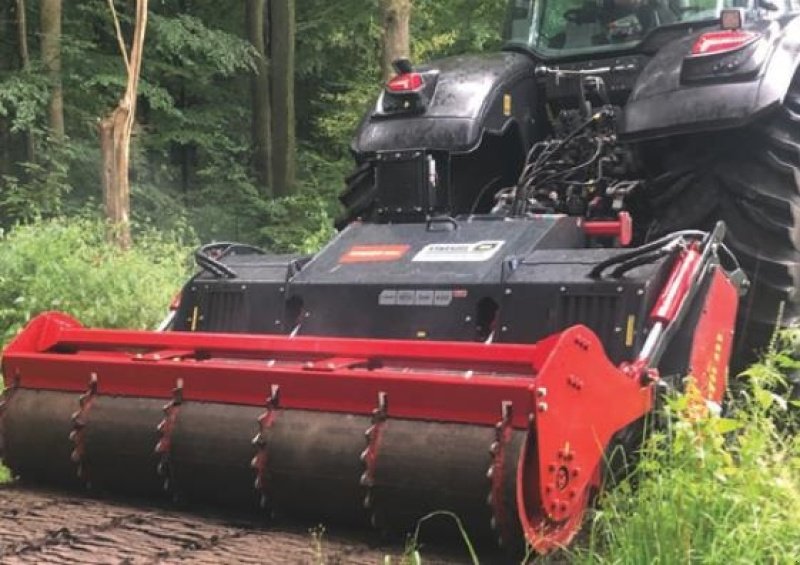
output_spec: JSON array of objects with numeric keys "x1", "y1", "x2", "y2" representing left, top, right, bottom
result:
[
  {"x1": 257, "y1": 151, "x2": 346, "y2": 253},
  {"x1": 0, "y1": 217, "x2": 194, "y2": 346},
  {"x1": 575, "y1": 361, "x2": 800, "y2": 564},
  {"x1": 0, "y1": 136, "x2": 76, "y2": 227},
  {"x1": 412, "y1": 0, "x2": 507, "y2": 60},
  {"x1": 0, "y1": 71, "x2": 50, "y2": 133},
  {"x1": 149, "y1": 14, "x2": 258, "y2": 79}
]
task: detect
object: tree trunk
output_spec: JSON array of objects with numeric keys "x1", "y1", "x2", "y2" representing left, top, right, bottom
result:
[
  {"x1": 40, "y1": 0, "x2": 64, "y2": 139},
  {"x1": 247, "y1": 0, "x2": 273, "y2": 196},
  {"x1": 99, "y1": 0, "x2": 148, "y2": 250},
  {"x1": 16, "y1": 0, "x2": 35, "y2": 163},
  {"x1": 270, "y1": 0, "x2": 296, "y2": 197},
  {"x1": 0, "y1": 3, "x2": 11, "y2": 177},
  {"x1": 380, "y1": 0, "x2": 412, "y2": 82}
]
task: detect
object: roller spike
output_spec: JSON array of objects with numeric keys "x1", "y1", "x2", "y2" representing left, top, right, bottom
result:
[
  {"x1": 259, "y1": 495, "x2": 268, "y2": 509},
  {"x1": 489, "y1": 441, "x2": 500, "y2": 456},
  {"x1": 157, "y1": 421, "x2": 166, "y2": 434},
  {"x1": 155, "y1": 440, "x2": 166, "y2": 454},
  {"x1": 360, "y1": 447, "x2": 370, "y2": 463},
  {"x1": 359, "y1": 471, "x2": 373, "y2": 487},
  {"x1": 486, "y1": 493, "x2": 493, "y2": 506},
  {"x1": 501, "y1": 400, "x2": 513, "y2": 423},
  {"x1": 489, "y1": 516, "x2": 497, "y2": 531},
  {"x1": 68, "y1": 430, "x2": 78, "y2": 442},
  {"x1": 365, "y1": 425, "x2": 375, "y2": 441},
  {"x1": 486, "y1": 466, "x2": 494, "y2": 480},
  {"x1": 250, "y1": 456, "x2": 259, "y2": 469},
  {"x1": 251, "y1": 433, "x2": 264, "y2": 447},
  {"x1": 70, "y1": 450, "x2": 80, "y2": 463},
  {"x1": 363, "y1": 493, "x2": 372, "y2": 509},
  {"x1": 269, "y1": 384, "x2": 281, "y2": 407}
]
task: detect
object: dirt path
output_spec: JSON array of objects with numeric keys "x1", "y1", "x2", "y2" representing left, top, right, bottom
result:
[{"x1": 0, "y1": 486, "x2": 464, "y2": 564}]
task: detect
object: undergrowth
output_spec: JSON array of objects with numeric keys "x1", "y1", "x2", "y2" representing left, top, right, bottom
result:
[
  {"x1": 0, "y1": 216, "x2": 194, "y2": 344},
  {"x1": 0, "y1": 217, "x2": 194, "y2": 485},
  {"x1": 573, "y1": 341, "x2": 800, "y2": 564}
]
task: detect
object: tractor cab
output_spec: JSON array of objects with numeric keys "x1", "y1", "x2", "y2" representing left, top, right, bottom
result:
[{"x1": 504, "y1": 0, "x2": 768, "y2": 57}]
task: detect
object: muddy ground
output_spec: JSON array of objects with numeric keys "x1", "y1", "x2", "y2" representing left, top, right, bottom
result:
[{"x1": 0, "y1": 485, "x2": 468, "y2": 564}]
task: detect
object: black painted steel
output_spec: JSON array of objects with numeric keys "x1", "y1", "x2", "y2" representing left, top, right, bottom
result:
[
  {"x1": 2, "y1": 390, "x2": 81, "y2": 488},
  {"x1": 169, "y1": 402, "x2": 264, "y2": 509},
  {"x1": 82, "y1": 396, "x2": 166, "y2": 496},
  {"x1": 265, "y1": 410, "x2": 371, "y2": 525}
]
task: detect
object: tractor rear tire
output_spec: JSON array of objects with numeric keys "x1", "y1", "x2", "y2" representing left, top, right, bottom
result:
[{"x1": 643, "y1": 72, "x2": 800, "y2": 366}]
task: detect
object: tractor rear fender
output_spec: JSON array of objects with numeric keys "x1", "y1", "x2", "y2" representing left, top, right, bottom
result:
[
  {"x1": 351, "y1": 52, "x2": 539, "y2": 155},
  {"x1": 620, "y1": 15, "x2": 800, "y2": 142}
]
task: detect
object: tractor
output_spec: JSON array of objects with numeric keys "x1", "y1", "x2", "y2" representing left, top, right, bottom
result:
[{"x1": 1, "y1": 0, "x2": 798, "y2": 557}]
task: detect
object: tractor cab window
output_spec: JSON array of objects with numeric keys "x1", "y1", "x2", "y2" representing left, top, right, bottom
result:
[{"x1": 506, "y1": 0, "x2": 747, "y2": 55}]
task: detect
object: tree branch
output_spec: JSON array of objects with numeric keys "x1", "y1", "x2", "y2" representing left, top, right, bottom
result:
[{"x1": 106, "y1": 0, "x2": 130, "y2": 71}]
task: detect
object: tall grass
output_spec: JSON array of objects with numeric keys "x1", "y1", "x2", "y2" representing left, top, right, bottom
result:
[
  {"x1": 575, "y1": 350, "x2": 800, "y2": 564},
  {"x1": 0, "y1": 217, "x2": 194, "y2": 344}
]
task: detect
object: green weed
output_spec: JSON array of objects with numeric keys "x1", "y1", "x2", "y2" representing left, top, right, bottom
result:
[
  {"x1": 0, "y1": 216, "x2": 194, "y2": 344},
  {"x1": 574, "y1": 355, "x2": 800, "y2": 564}
]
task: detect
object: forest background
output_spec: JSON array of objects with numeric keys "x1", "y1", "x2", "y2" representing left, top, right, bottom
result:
[{"x1": 0, "y1": 0, "x2": 506, "y2": 252}]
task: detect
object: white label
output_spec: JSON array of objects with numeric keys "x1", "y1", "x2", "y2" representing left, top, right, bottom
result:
[
  {"x1": 378, "y1": 289, "x2": 456, "y2": 307},
  {"x1": 412, "y1": 241, "x2": 505, "y2": 263}
]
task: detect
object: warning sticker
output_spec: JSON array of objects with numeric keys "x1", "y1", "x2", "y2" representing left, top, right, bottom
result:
[
  {"x1": 412, "y1": 241, "x2": 505, "y2": 263},
  {"x1": 340, "y1": 244, "x2": 410, "y2": 264}
]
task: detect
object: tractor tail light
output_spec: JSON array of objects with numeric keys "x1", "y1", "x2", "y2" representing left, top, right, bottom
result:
[
  {"x1": 386, "y1": 72, "x2": 424, "y2": 93},
  {"x1": 691, "y1": 30, "x2": 760, "y2": 56}
]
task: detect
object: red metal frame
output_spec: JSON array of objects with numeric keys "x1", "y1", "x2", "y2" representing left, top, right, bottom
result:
[
  {"x1": 1, "y1": 311, "x2": 655, "y2": 552},
  {"x1": 687, "y1": 269, "x2": 739, "y2": 404}
]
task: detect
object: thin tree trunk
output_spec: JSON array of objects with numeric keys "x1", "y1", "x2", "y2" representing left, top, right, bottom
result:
[
  {"x1": 270, "y1": 0, "x2": 295, "y2": 197},
  {"x1": 40, "y1": 0, "x2": 64, "y2": 139},
  {"x1": 0, "y1": 3, "x2": 12, "y2": 177},
  {"x1": 247, "y1": 0, "x2": 273, "y2": 196},
  {"x1": 99, "y1": 0, "x2": 148, "y2": 250},
  {"x1": 16, "y1": 0, "x2": 35, "y2": 163},
  {"x1": 380, "y1": 0, "x2": 412, "y2": 82}
]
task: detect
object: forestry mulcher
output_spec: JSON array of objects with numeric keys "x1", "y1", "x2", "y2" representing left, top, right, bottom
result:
[{"x1": 2, "y1": 0, "x2": 799, "y2": 557}]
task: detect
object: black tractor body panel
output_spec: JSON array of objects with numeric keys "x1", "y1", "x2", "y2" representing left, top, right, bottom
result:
[
  {"x1": 289, "y1": 217, "x2": 583, "y2": 342},
  {"x1": 620, "y1": 15, "x2": 800, "y2": 140},
  {"x1": 175, "y1": 216, "x2": 672, "y2": 365},
  {"x1": 351, "y1": 52, "x2": 538, "y2": 154},
  {"x1": 173, "y1": 255, "x2": 302, "y2": 334}
]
